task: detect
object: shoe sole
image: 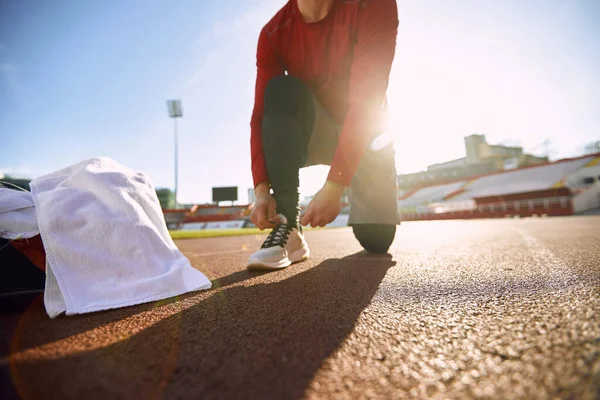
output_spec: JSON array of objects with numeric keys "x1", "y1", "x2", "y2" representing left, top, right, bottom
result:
[
  {"x1": 247, "y1": 257, "x2": 292, "y2": 270},
  {"x1": 246, "y1": 246, "x2": 310, "y2": 271},
  {"x1": 289, "y1": 246, "x2": 310, "y2": 263}
]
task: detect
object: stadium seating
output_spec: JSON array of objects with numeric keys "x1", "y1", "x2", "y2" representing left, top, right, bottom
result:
[
  {"x1": 398, "y1": 154, "x2": 599, "y2": 221},
  {"x1": 451, "y1": 156, "x2": 594, "y2": 201},
  {"x1": 398, "y1": 181, "x2": 466, "y2": 209}
]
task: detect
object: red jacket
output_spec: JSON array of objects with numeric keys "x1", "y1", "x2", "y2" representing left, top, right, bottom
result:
[{"x1": 250, "y1": 0, "x2": 398, "y2": 187}]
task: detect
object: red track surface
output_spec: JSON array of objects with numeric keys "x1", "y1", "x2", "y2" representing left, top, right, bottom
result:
[{"x1": 1, "y1": 217, "x2": 599, "y2": 399}]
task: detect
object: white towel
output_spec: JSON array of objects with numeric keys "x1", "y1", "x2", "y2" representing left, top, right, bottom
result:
[
  {"x1": 29, "y1": 157, "x2": 212, "y2": 318},
  {"x1": 0, "y1": 188, "x2": 39, "y2": 240}
]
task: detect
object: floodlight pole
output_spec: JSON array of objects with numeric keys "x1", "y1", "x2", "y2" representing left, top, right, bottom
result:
[
  {"x1": 173, "y1": 117, "x2": 179, "y2": 209},
  {"x1": 166, "y1": 99, "x2": 183, "y2": 209}
]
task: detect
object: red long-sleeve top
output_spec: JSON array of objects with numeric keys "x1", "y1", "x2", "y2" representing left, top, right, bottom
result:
[{"x1": 250, "y1": 0, "x2": 399, "y2": 188}]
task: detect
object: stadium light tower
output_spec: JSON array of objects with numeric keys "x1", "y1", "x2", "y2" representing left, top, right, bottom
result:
[{"x1": 166, "y1": 99, "x2": 183, "y2": 209}]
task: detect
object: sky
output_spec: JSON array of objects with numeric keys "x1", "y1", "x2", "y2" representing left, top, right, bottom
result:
[{"x1": 1, "y1": 0, "x2": 599, "y2": 204}]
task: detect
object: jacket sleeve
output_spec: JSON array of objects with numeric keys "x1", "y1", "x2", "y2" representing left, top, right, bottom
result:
[{"x1": 327, "y1": 0, "x2": 399, "y2": 186}]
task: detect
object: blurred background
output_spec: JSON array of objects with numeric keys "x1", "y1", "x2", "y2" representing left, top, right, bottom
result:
[{"x1": 1, "y1": 0, "x2": 599, "y2": 228}]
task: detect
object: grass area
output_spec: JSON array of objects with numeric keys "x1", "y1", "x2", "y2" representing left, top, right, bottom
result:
[{"x1": 169, "y1": 228, "x2": 265, "y2": 240}]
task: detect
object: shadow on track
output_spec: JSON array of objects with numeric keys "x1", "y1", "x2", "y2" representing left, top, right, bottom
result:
[
  {"x1": 3, "y1": 252, "x2": 394, "y2": 400},
  {"x1": 0, "y1": 267, "x2": 265, "y2": 358}
]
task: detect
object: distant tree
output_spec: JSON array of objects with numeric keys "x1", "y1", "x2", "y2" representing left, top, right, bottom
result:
[
  {"x1": 531, "y1": 138, "x2": 558, "y2": 160},
  {"x1": 156, "y1": 188, "x2": 175, "y2": 209},
  {"x1": 583, "y1": 140, "x2": 600, "y2": 155},
  {"x1": 0, "y1": 176, "x2": 31, "y2": 191}
]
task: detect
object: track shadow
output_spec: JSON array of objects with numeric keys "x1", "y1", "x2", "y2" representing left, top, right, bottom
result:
[
  {"x1": 212, "y1": 269, "x2": 271, "y2": 288},
  {"x1": 4, "y1": 253, "x2": 394, "y2": 400},
  {"x1": 0, "y1": 269, "x2": 263, "y2": 358}
]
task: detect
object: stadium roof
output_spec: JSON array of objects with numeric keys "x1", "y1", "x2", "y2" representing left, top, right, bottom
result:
[{"x1": 399, "y1": 153, "x2": 600, "y2": 206}]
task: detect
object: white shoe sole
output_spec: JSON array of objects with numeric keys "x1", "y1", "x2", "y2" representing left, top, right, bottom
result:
[
  {"x1": 247, "y1": 257, "x2": 291, "y2": 271},
  {"x1": 246, "y1": 246, "x2": 310, "y2": 271},
  {"x1": 289, "y1": 246, "x2": 310, "y2": 263}
]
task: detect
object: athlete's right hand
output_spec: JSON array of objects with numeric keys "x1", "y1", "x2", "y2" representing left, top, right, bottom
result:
[{"x1": 250, "y1": 183, "x2": 277, "y2": 230}]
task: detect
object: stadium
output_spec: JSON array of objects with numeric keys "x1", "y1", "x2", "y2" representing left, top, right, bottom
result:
[
  {"x1": 2, "y1": 0, "x2": 600, "y2": 397},
  {"x1": 4, "y1": 141, "x2": 599, "y2": 232},
  {"x1": 398, "y1": 153, "x2": 600, "y2": 221},
  {"x1": 157, "y1": 134, "x2": 600, "y2": 231}
]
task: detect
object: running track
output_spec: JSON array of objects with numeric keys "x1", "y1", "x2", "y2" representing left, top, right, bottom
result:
[{"x1": 1, "y1": 217, "x2": 599, "y2": 399}]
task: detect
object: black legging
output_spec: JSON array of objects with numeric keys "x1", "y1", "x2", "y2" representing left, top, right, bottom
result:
[{"x1": 261, "y1": 76, "x2": 317, "y2": 227}]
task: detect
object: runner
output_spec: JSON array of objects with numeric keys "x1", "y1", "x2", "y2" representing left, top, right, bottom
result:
[{"x1": 248, "y1": 0, "x2": 400, "y2": 270}]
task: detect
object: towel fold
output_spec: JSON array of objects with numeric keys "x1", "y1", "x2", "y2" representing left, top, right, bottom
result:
[
  {"x1": 29, "y1": 157, "x2": 211, "y2": 318},
  {"x1": 0, "y1": 188, "x2": 39, "y2": 240}
]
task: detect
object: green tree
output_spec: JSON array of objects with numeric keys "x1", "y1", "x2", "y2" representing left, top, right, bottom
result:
[
  {"x1": 583, "y1": 140, "x2": 600, "y2": 155},
  {"x1": 156, "y1": 188, "x2": 175, "y2": 209},
  {"x1": 0, "y1": 176, "x2": 31, "y2": 191}
]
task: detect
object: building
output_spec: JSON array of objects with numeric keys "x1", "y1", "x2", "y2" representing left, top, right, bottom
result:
[
  {"x1": 466, "y1": 134, "x2": 547, "y2": 170},
  {"x1": 398, "y1": 134, "x2": 549, "y2": 190}
]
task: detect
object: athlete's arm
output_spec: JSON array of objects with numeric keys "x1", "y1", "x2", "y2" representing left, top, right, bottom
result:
[{"x1": 327, "y1": 0, "x2": 399, "y2": 187}]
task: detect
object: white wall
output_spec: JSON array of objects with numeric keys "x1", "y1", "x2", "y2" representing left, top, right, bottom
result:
[
  {"x1": 565, "y1": 164, "x2": 600, "y2": 188},
  {"x1": 573, "y1": 183, "x2": 600, "y2": 213}
]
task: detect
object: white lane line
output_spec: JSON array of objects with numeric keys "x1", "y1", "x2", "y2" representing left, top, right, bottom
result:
[{"x1": 515, "y1": 228, "x2": 576, "y2": 286}]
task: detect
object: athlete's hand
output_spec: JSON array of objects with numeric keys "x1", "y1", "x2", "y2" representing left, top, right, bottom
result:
[
  {"x1": 250, "y1": 183, "x2": 277, "y2": 230},
  {"x1": 301, "y1": 181, "x2": 344, "y2": 228}
]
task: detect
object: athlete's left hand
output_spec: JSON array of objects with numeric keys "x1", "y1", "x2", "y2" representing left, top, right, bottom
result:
[{"x1": 300, "y1": 181, "x2": 344, "y2": 228}]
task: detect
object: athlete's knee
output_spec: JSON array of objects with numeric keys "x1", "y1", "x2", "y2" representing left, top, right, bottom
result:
[{"x1": 263, "y1": 75, "x2": 313, "y2": 119}]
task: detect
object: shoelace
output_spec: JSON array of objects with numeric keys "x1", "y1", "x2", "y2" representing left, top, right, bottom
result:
[{"x1": 261, "y1": 224, "x2": 293, "y2": 248}]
